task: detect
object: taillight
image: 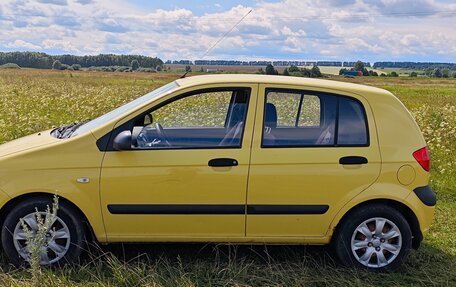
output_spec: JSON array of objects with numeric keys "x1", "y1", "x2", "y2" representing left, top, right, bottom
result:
[{"x1": 413, "y1": 147, "x2": 431, "y2": 172}]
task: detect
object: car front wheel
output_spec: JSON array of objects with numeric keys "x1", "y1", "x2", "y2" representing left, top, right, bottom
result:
[
  {"x1": 1, "y1": 197, "x2": 85, "y2": 267},
  {"x1": 333, "y1": 204, "x2": 412, "y2": 271}
]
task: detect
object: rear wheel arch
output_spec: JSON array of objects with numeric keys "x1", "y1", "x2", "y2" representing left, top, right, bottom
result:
[
  {"x1": 0, "y1": 192, "x2": 96, "y2": 243},
  {"x1": 331, "y1": 199, "x2": 422, "y2": 249}
]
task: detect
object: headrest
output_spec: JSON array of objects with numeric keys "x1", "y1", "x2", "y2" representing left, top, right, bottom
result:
[{"x1": 265, "y1": 103, "x2": 277, "y2": 128}]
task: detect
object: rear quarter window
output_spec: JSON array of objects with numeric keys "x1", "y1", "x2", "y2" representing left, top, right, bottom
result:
[{"x1": 337, "y1": 97, "x2": 368, "y2": 145}]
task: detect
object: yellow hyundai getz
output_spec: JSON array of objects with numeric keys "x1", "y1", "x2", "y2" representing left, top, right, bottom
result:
[{"x1": 0, "y1": 75, "x2": 435, "y2": 270}]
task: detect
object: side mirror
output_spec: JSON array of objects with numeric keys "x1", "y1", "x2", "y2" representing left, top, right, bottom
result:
[{"x1": 113, "y1": 131, "x2": 132, "y2": 151}]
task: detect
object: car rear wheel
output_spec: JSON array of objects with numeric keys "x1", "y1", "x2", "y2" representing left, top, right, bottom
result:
[
  {"x1": 1, "y1": 197, "x2": 85, "y2": 267},
  {"x1": 333, "y1": 204, "x2": 412, "y2": 271}
]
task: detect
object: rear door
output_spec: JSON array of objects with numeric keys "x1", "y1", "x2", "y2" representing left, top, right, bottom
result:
[{"x1": 246, "y1": 85, "x2": 381, "y2": 237}]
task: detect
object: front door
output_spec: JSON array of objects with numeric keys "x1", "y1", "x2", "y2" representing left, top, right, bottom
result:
[
  {"x1": 100, "y1": 85, "x2": 257, "y2": 240},
  {"x1": 247, "y1": 85, "x2": 381, "y2": 238}
]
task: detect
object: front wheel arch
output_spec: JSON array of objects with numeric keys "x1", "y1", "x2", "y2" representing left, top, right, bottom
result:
[
  {"x1": 0, "y1": 192, "x2": 97, "y2": 244},
  {"x1": 331, "y1": 199, "x2": 422, "y2": 250}
]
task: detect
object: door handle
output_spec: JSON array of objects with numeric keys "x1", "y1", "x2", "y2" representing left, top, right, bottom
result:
[
  {"x1": 208, "y1": 158, "x2": 238, "y2": 167},
  {"x1": 339, "y1": 156, "x2": 368, "y2": 165}
]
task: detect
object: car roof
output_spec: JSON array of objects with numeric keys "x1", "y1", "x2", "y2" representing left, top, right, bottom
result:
[{"x1": 176, "y1": 74, "x2": 391, "y2": 98}]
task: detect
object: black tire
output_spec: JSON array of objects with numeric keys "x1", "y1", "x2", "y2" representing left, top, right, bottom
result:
[
  {"x1": 333, "y1": 204, "x2": 412, "y2": 271},
  {"x1": 1, "y1": 197, "x2": 85, "y2": 267}
]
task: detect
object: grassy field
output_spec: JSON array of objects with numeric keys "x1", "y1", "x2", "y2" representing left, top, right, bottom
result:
[{"x1": 0, "y1": 69, "x2": 455, "y2": 286}]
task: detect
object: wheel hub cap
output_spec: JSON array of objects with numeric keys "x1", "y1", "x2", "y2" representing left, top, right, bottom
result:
[
  {"x1": 372, "y1": 239, "x2": 381, "y2": 248},
  {"x1": 350, "y1": 217, "x2": 402, "y2": 268}
]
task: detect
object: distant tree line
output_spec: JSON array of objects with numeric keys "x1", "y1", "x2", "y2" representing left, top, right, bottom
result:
[
  {"x1": 0, "y1": 52, "x2": 163, "y2": 70},
  {"x1": 258, "y1": 64, "x2": 323, "y2": 78},
  {"x1": 282, "y1": 65, "x2": 322, "y2": 78},
  {"x1": 49, "y1": 58, "x2": 163, "y2": 73},
  {"x1": 339, "y1": 61, "x2": 456, "y2": 78},
  {"x1": 373, "y1": 62, "x2": 456, "y2": 70},
  {"x1": 176, "y1": 60, "x2": 371, "y2": 67},
  {"x1": 422, "y1": 68, "x2": 455, "y2": 78},
  {"x1": 169, "y1": 60, "x2": 456, "y2": 71},
  {"x1": 339, "y1": 61, "x2": 381, "y2": 77}
]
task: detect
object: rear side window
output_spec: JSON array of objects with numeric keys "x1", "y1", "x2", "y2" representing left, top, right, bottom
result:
[
  {"x1": 266, "y1": 92, "x2": 301, "y2": 127},
  {"x1": 262, "y1": 89, "x2": 368, "y2": 147},
  {"x1": 266, "y1": 92, "x2": 322, "y2": 128},
  {"x1": 298, "y1": 96, "x2": 321, "y2": 127}
]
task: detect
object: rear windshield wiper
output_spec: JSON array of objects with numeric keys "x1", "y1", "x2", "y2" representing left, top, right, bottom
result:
[{"x1": 51, "y1": 120, "x2": 90, "y2": 139}]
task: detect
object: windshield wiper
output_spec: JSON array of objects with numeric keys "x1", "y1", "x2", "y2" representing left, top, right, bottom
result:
[{"x1": 52, "y1": 120, "x2": 90, "y2": 139}]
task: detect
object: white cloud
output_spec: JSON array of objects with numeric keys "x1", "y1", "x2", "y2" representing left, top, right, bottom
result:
[
  {"x1": 400, "y1": 34, "x2": 420, "y2": 46},
  {"x1": 97, "y1": 18, "x2": 129, "y2": 33},
  {"x1": 0, "y1": 0, "x2": 455, "y2": 62},
  {"x1": 74, "y1": 0, "x2": 93, "y2": 4},
  {"x1": 6, "y1": 39, "x2": 42, "y2": 49},
  {"x1": 42, "y1": 39, "x2": 79, "y2": 52},
  {"x1": 37, "y1": 0, "x2": 67, "y2": 5}
]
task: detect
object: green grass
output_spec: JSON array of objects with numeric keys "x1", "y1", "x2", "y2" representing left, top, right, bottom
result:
[{"x1": 0, "y1": 70, "x2": 455, "y2": 286}]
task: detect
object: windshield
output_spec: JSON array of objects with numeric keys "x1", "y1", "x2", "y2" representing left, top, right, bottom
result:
[{"x1": 70, "y1": 81, "x2": 179, "y2": 137}]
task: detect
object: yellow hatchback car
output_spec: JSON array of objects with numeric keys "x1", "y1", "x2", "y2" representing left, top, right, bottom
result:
[{"x1": 0, "y1": 75, "x2": 435, "y2": 270}]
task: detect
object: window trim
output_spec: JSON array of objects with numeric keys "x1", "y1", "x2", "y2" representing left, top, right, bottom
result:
[
  {"x1": 261, "y1": 88, "x2": 370, "y2": 149},
  {"x1": 295, "y1": 93, "x2": 305, "y2": 127},
  {"x1": 99, "y1": 87, "x2": 252, "y2": 152}
]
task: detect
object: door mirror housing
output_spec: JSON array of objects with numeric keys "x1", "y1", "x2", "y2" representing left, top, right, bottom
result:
[{"x1": 113, "y1": 131, "x2": 132, "y2": 151}]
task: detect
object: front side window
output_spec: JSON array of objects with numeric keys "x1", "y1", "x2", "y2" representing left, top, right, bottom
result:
[
  {"x1": 152, "y1": 91, "x2": 231, "y2": 128},
  {"x1": 262, "y1": 89, "x2": 368, "y2": 147},
  {"x1": 131, "y1": 88, "x2": 250, "y2": 149}
]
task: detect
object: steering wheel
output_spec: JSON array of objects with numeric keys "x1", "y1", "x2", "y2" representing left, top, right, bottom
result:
[{"x1": 154, "y1": 123, "x2": 172, "y2": 147}]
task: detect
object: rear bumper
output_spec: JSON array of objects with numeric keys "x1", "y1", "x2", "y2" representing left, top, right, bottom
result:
[
  {"x1": 405, "y1": 185, "x2": 436, "y2": 239},
  {"x1": 413, "y1": 185, "x2": 437, "y2": 206}
]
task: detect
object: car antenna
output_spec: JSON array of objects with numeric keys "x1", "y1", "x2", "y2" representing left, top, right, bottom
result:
[{"x1": 179, "y1": 9, "x2": 253, "y2": 79}]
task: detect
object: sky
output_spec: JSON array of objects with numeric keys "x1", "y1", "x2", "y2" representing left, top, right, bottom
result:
[{"x1": 0, "y1": 0, "x2": 455, "y2": 63}]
